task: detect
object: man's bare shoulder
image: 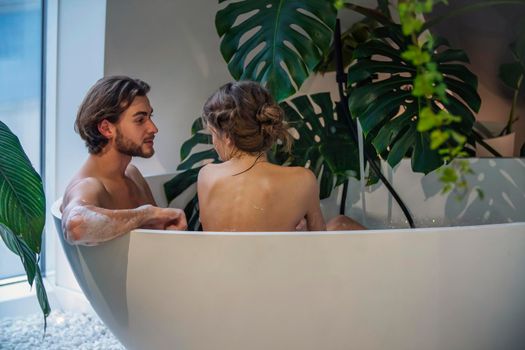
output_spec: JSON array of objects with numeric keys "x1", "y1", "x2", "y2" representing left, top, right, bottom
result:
[
  {"x1": 61, "y1": 177, "x2": 109, "y2": 211},
  {"x1": 65, "y1": 176, "x2": 107, "y2": 194}
]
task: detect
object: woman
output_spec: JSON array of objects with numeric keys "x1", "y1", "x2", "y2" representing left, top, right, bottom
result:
[{"x1": 197, "y1": 81, "x2": 364, "y2": 232}]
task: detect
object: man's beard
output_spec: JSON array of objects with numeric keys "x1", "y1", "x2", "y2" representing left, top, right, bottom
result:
[{"x1": 115, "y1": 129, "x2": 154, "y2": 158}]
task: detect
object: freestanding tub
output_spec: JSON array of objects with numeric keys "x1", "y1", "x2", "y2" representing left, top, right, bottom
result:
[{"x1": 52, "y1": 159, "x2": 525, "y2": 350}]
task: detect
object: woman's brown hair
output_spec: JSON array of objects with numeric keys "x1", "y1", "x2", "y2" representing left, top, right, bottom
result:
[{"x1": 202, "y1": 81, "x2": 291, "y2": 154}]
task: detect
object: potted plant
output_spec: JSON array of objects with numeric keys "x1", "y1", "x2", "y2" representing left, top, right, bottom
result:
[
  {"x1": 476, "y1": 32, "x2": 525, "y2": 156},
  {"x1": 166, "y1": 0, "x2": 520, "y2": 229},
  {"x1": 0, "y1": 121, "x2": 50, "y2": 326}
]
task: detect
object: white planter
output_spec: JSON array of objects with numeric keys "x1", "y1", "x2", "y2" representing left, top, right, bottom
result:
[{"x1": 476, "y1": 132, "x2": 516, "y2": 157}]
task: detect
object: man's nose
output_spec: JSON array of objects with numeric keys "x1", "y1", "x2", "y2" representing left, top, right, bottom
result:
[{"x1": 148, "y1": 119, "x2": 159, "y2": 134}]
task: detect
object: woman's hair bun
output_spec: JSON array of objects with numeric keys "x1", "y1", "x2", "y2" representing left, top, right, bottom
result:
[
  {"x1": 256, "y1": 103, "x2": 283, "y2": 125},
  {"x1": 203, "y1": 81, "x2": 292, "y2": 153}
]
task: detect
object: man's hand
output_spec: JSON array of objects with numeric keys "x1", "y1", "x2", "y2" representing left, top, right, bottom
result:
[
  {"x1": 144, "y1": 206, "x2": 187, "y2": 231},
  {"x1": 295, "y1": 217, "x2": 307, "y2": 231}
]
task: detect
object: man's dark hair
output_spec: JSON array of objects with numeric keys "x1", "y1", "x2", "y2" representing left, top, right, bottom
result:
[{"x1": 75, "y1": 76, "x2": 150, "y2": 154}]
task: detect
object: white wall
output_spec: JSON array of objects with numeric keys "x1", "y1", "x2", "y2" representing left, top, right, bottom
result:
[
  {"x1": 104, "y1": 0, "x2": 232, "y2": 175},
  {"x1": 52, "y1": 0, "x2": 107, "y2": 293},
  {"x1": 103, "y1": 0, "x2": 375, "y2": 175}
]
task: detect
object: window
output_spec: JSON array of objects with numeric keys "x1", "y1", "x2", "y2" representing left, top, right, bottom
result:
[{"x1": 0, "y1": 0, "x2": 43, "y2": 281}]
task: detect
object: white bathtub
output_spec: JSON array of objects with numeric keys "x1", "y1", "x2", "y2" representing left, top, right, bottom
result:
[{"x1": 52, "y1": 159, "x2": 525, "y2": 350}]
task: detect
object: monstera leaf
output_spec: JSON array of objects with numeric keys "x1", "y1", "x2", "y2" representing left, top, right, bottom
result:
[
  {"x1": 348, "y1": 26, "x2": 480, "y2": 174},
  {"x1": 216, "y1": 0, "x2": 337, "y2": 101},
  {"x1": 164, "y1": 118, "x2": 220, "y2": 231},
  {"x1": 279, "y1": 92, "x2": 360, "y2": 199},
  {"x1": 0, "y1": 120, "x2": 50, "y2": 323}
]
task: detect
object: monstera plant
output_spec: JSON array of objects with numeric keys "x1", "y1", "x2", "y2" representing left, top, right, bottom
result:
[
  {"x1": 497, "y1": 31, "x2": 525, "y2": 136},
  {"x1": 165, "y1": 0, "x2": 507, "y2": 229},
  {"x1": 347, "y1": 26, "x2": 480, "y2": 173},
  {"x1": 0, "y1": 121, "x2": 50, "y2": 325}
]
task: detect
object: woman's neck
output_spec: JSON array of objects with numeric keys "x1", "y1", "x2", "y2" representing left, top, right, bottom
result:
[
  {"x1": 228, "y1": 151, "x2": 267, "y2": 176},
  {"x1": 228, "y1": 151, "x2": 267, "y2": 163}
]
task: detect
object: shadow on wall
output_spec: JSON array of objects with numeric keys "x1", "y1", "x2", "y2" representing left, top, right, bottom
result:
[
  {"x1": 422, "y1": 159, "x2": 525, "y2": 225},
  {"x1": 343, "y1": 159, "x2": 525, "y2": 229}
]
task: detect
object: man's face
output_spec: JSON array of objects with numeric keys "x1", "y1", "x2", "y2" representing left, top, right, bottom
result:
[{"x1": 114, "y1": 96, "x2": 158, "y2": 158}]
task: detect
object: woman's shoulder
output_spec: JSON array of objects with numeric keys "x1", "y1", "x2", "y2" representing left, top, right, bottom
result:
[
  {"x1": 268, "y1": 165, "x2": 317, "y2": 188},
  {"x1": 198, "y1": 162, "x2": 233, "y2": 186},
  {"x1": 282, "y1": 165, "x2": 316, "y2": 180},
  {"x1": 198, "y1": 162, "x2": 220, "y2": 180}
]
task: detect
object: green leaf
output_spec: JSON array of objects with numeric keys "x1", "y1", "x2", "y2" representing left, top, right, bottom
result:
[
  {"x1": 439, "y1": 64, "x2": 478, "y2": 88},
  {"x1": 315, "y1": 20, "x2": 376, "y2": 73},
  {"x1": 164, "y1": 167, "x2": 202, "y2": 204},
  {"x1": 183, "y1": 194, "x2": 201, "y2": 231},
  {"x1": 433, "y1": 48, "x2": 469, "y2": 64},
  {"x1": 34, "y1": 262, "x2": 51, "y2": 330},
  {"x1": 347, "y1": 25, "x2": 479, "y2": 173},
  {"x1": 344, "y1": 3, "x2": 393, "y2": 27},
  {"x1": 0, "y1": 223, "x2": 50, "y2": 324},
  {"x1": 180, "y1": 133, "x2": 212, "y2": 160},
  {"x1": 279, "y1": 92, "x2": 361, "y2": 196},
  {"x1": 443, "y1": 77, "x2": 481, "y2": 113},
  {"x1": 319, "y1": 165, "x2": 334, "y2": 199},
  {"x1": 372, "y1": 104, "x2": 417, "y2": 153},
  {"x1": 348, "y1": 75, "x2": 413, "y2": 120},
  {"x1": 498, "y1": 62, "x2": 524, "y2": 90},
  {"x1": 0, "y1": 121, "x2": 45, "y2": 253},
  {"x1": 439, "y1": 166, "x2": 458, "y2": 183},
  {"x1": 412, "y1": 131, "x2": 443, "y2": 174},
  {"x1": 417, "y1": 107, "x2": 438, "y2": 132},
  {"x1": 347, "y1": 60, "x2": 416, "y2": 84},
  {"x1": 386, "y1": 124, "x2": 416, "y2": 167},
  {"x1": 351, "y1": 39, "x2": 404, "y2": 64},
  {"x1": 177, "y1": 149, "x2": 218, "y2": 171},
  {"x1": 165, "y1": 116, "x2": 221, "y2": 229},
  {"x1": 216, "y1": 0, "x2": 337, "y2": 101},
  {"x1": 0, "y1": 223, "x2": 36, "y2": 284}
]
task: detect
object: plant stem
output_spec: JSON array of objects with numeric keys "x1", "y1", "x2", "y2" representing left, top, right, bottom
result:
[
  {"x1": 501, "y1": 73, "x2": 523, "y2": 136},
  {"x1": 472, "y1": 131, "x2": 503, "y2": 157},
  {"x1": 343, "y1": 3, "x2": 393, "y2": 26}
]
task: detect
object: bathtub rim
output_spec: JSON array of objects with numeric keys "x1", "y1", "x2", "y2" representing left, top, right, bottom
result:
[{"x1": 51, "y1": 198, "x2": 524, "y2": 238}]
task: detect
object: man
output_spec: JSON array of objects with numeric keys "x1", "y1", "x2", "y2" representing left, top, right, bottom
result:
[{"x1": 61, "y1": 76, "x2": 187, "y2": 245}]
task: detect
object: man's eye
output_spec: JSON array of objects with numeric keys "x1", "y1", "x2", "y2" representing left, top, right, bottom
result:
[{"x1": 136, "y1": 118, "x2": 144, "y2": 124}]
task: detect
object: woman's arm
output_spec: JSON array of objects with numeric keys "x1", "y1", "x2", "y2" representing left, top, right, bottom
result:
[{"x1": 302, "y1": 169, "x2": 326, "y2": 231}]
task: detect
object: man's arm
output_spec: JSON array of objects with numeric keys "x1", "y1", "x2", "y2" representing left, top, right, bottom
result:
[{"x1": 61, "y1": 178, "x2": 186, "y2": 245}]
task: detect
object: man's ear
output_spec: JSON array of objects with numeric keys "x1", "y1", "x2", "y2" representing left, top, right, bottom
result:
[{"x1": 98, "y1": 120, "x2": 114, "y2": 139}]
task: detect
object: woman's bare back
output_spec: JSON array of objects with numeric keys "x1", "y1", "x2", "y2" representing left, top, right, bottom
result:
[{"x1": 198, "y1": 159, "x2": 325, "y2": 232}]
